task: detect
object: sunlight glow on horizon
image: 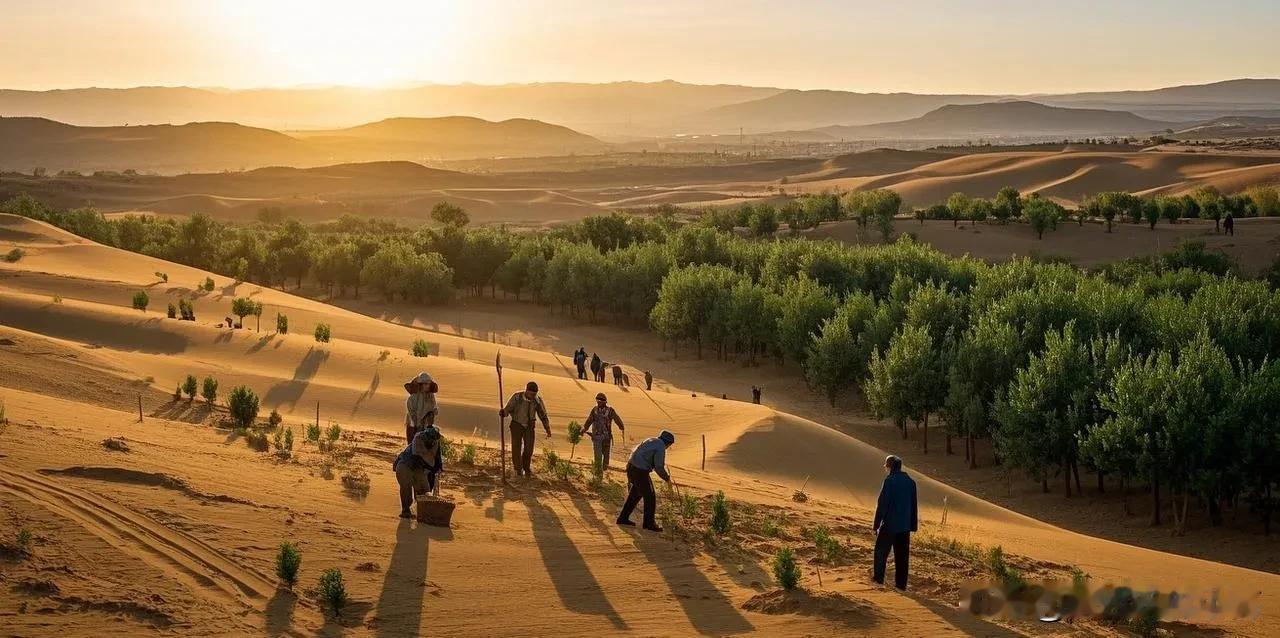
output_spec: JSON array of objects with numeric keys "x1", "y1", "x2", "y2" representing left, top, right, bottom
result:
[{"x1": 0, "y1": 1, "x2": 1277, "y2": 94}]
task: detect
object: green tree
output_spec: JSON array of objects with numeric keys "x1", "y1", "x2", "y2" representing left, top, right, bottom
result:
[
  {"x1": 805, "y1": 293, "x2": 877, "y2": 405},
  {"x1": 945, "y1": 317, "x2": 1021, "y2": 466},
  {"x1": 748, "y1": 204, "x2": 780, "y2": 237},
  {"x1": 227, "y1": 385, "x2": 260, "y2": 428},
  {"x1": 1024, "y1": 197, "x2": 1062, "y2": 239},
  {"x1": 775, "y1": 275, "x2": 838, "y2": 366},
  {"x1": 201, "y1": 376, "x2": 218, "y2": 405},
  {"x1": 993, "y1": 187, "x2": 1022, "y2": 223},
  {"x1": 131, "y1": 290, "x2": 149, "y2": 312},
  {"x1": 946, "y1": 192, "x2": 974, "y2": 228},
  {"x1": 182, "y1": 374, "x2": 198, "y2": 402},
  {"x1": 231, "y1": 297, "x2": 256, "y2": 327},
  {"x1": 866, "y1": 324, "x2": 942, "y2": 447},
  {"x1": 431, "y1": 201, "x2": 470, "y2": 227}
]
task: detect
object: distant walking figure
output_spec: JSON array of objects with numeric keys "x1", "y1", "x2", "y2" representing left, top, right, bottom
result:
[
  {"x1": 617, "y1": 430, "x2": 675, "y2": 532},
  {"x1": 644, "y1": 370, "x2": 653, "y2": 391},
  {"x1": 751, "y1": 386, "x2": 762, "y2": 404},
  {"x1": 1224, "y1": 213, "x2": 1235, "y2": 236},
  {"x1": 582, "y1": 392, "x2": 625, "y2": 471},
  {"x1": 612, "y1": 364, "x2": 624, "y2": 387},
  {"x1": 500, "y1": 381, "x2": 551, "y2": 477},
  {"x1": 873, "y1": 454, "x2": 918, "y2": 590},
  {"x1": 590, "y1": 353, "x2": 604, "y2": 383},
  {"x1": 574, "y1": 347, "x2": 588, "y2": 380}
]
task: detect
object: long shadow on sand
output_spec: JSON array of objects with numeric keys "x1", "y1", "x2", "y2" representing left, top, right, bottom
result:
[
  {"x1": 630, "y1": 532, "x2": 754, "y2": 636},
  {"x1": 523, "y1": 492, "x2": 628, "y2": 630},
  {"x1": 264, "y1": 588, "x2": 296, "y2": 637},
  {"x1": 264, "y1": 347, "x2": 330, "y2": 410},
  {"x1": 371, "y1": 519, "x2": 453, "y2": 638}
]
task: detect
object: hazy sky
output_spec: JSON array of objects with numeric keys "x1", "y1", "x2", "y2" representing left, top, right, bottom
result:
[{"x1": 3, "y1": 0, "x2": 1277, "y2": 93}]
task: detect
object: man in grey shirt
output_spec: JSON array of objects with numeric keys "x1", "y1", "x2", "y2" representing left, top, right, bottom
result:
[{"x1": 617, "y1": 430, "x2": 675, "y2": 532}]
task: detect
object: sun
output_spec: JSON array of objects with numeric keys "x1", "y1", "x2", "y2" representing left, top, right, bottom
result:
[{"x1": 209, "y1": 1, "x2": 460, "y2": 87}]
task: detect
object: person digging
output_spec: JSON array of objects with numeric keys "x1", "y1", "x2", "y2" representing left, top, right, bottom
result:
[
  {"x1": 393, "y1": 424, "x2": 444, "y2": 519},
  {"x1": 617, "y1": 430, "x2": 675, "y2": 532},
  {"x1": 500, "y1": 381, "x2": 551, "y2": 477}
]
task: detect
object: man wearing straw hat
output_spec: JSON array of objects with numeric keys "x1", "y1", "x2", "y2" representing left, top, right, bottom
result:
[
  {"x1": 581, "y1": 392, "x2": 625, "y2": 472},
  {"x1": 404, "y1": 372, "x2": 439, "y2": 444}
]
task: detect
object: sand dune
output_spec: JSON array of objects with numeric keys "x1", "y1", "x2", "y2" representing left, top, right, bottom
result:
[{"x1": 2, "y1": 214, "x2": 1277, "y2": 636}]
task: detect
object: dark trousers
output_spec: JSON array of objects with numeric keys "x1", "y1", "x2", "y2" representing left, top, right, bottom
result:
[
  {"x1": 619, "y1": 464, "x2": 657, "y2": 526},
  {"x1": 395, "y1": 463, "x2": 437, "y2": 512},
  {"x1": 510, "y1": 421, "x2": 536, "y2": 475},
  {"x1": 873, "y1": 531, "x2": 911, "y2": 589},
  {"x1": 576, "y1": 364, "x2": 587, "y2": 380}
]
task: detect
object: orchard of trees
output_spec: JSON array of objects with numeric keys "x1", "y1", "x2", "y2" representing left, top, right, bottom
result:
[{"x1": 5, "y1": 188, "x2": 1280, "y2": 535}]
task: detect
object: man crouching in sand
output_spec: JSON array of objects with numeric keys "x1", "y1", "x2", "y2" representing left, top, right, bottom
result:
[
  {"x1": 617, "y1": 430, "x2": 675, "y2": 532},
  {"x1": 393, "y1": 425, "x2": 444, "y2": 519},
  {"x1": 873, "y1": 454, "x2": 918, "y2": 590}
]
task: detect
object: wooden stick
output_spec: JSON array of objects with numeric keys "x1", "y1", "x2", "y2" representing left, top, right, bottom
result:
[
  {"x1": 701, "y1": 434, "x2": 706, "y2": 471},
  {"x1": 137, "y1": 393, "x2": 143, "y2": 423},
  {"x1": 496, "y1": 351, "x2": 507, "y2": 482}
]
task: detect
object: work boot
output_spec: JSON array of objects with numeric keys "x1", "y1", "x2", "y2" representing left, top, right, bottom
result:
[
  {"x1": 616, "y1": 518, "x2": 635, "y2": 527},
  {"x1": 642, "y1": 524, "x2": 664, "y2": 532}
]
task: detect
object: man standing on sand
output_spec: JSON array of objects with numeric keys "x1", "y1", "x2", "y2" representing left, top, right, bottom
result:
[
  {"x1": 644, "y1": 370, "x2": 653, "y2": 391},
  {"x1": 500, "y1": 381, "x2": 551, "y2": 477},
  {"x1": 404, "y1": 372, "x2": 439, "y2": 444},
  {"x1": 612, "y1": 363, "x2": 625, "y2": 387},
  {"x1": 751, "y1": 386, "x2": 762, "y2": 404},
  {"x1": 617, "y1": 430, "x2": 675, "y2": 532},
  {"x1": 872, "y1": 454, "x2": 918, "y2": 590},
  {"x1": 574, "y1": 347, "x2": 588, "y2": 380},
  {"x1": 1224, "y1": 213, "x2": 1235, "y2": 236},
  {"x1": 582, "y1": 392, "x2": 625, "y2": 471}
]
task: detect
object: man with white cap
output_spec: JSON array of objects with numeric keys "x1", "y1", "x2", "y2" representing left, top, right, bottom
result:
[{"x1": 404, "y1": 372, "x2": 439, "y2": 444}]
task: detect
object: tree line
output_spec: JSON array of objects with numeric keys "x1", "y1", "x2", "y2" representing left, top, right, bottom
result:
[{"x1": 4, "y1": 189, "x2": 1278, "y2": 535}]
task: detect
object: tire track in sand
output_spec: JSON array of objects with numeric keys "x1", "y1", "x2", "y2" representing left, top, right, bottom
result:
[{"x1": 0, "y1": 466, "x2": 277, "y2": 613}]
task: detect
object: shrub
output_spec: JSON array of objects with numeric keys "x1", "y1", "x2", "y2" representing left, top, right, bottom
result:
[
  {"x1": 1130, "y1": 602, "x2": 1161, "y2": 637},
  {"x1": 772, "y1": 547, "x2": 800, "y2": 590},
  {"x1": 680, "y1": 491, "x2": 700, "y2": 521},
  {"x1": 411, "y1": 339, "x2": 431, "y2": 357},
  {"x1": 460, "y1": 443, "x2": 477, "y2": 465},
  {"x1": 167, "y1": 303, "x2": 177, "y2": 318},
  {"x1": 986, "y1": 546, "x2": 1026, "y2": 594},
  {"x1": 325, "y1": 422, "x2": 341, "y2": 443},
  {"x1": 182, "y1": 374, "x2": 198, "y2": 401},
  {"x1": 275, "y1": 542, "x2": 302, "y2": 588},
  {"x1": 808, "y1": 525, "x2": 843, "y2": 563},
  {"x1": 52, "y1": 294, "x2": 61, "y2": 304},
  {"x1": 761, "y1": 516, "x2": 782, "y2": 537},
  {"x1": 566, "y1": 421, "x2": 583, "y2": 459},
  {"x1": 228, "y1": 385, "x2": 260, "y2": 427},
  {"x1": 132, "y1": 290, "x2": 149, "y2": 312},
  {"x1": 314, "y1": 323, "x2": 331, "y2": 343},
  {"x1": 276, "y1": 313, "x2": 288, "y2": 334},
  {"x1": 441, "y1": 437, "x2": 456, "y2": 462},
  {"x1": 16, "y1": 528, "x2": 33, "y2": 554},
  {"x1": 378, "y1": 349, "x2": 390, "y2": 362},
  {"x1": 201, "y1": 377, "x2": 218, "y2": 405},
  {"x1": 268, "y1": 409, "x2": 283, "y2": 426},
  {"x1": 284, "y1": 427, "x2": 294, "y2": 451},
  {"x1": 178, "y1": 299, "x2": 195, "y2": 321},
  {"x1": 155, "y1": 271, "x2": 168, "y2": 283},
  {"x1": 3, "y1": 248, "x2": 25, "y2": 263},
  {"x1": 541, "y1": 448, "x2": 560, "y2": 473},
  {"x1": 316, "y1": 568, "x2": 347, "y2": 615},
  {"x1": 710, "y1": 490, "x2": 732, "y2": 535},
  {"x1": 306, "y1": 422, "x2": 321, "y2": 442},
  {"x1": 203, "y1": 277, "x2": 215, "y2": 292}
]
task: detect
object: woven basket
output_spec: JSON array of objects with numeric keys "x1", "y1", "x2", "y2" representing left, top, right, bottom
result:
[{"x1": 415, "y1": 494, "x2": 456, "y2": 527}]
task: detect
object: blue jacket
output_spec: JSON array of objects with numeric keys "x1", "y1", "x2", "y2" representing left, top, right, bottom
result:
[
  {"x1": 627, "y1": 431, "x2": 674, "y2": 482},
  {"x1": 394, "y1": 430, "x2": 444, "y2": 474},
  {"x1": 873, "y1": 470, "x2": 918, "y2": 534}
]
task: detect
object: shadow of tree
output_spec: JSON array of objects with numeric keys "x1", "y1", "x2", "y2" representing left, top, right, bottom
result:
[
  {"x1": 149, "y1": 400, "x2": 214, "y2": 424},
  {"x1": 264, "y1": 347, "x2": 331, "y2": 410},
  {"x1": 264, "y1": 588, "x2": 296, "y2": 637}
]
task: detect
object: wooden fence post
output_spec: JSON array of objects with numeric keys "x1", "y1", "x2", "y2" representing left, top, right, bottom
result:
[{"x1": 701, "y1": 434, "x2": 706, "y2": 470}]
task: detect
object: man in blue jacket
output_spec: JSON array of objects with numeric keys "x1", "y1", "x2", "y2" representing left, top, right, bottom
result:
[
  {"x1": 873, "y1": 454, "x2": 918, "y2": 590},
  {"x1": 617, "y1": 430, "x2": 675, "y2": 532}
]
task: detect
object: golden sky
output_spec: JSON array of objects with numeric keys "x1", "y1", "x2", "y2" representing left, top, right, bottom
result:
[{"x1": 2, "y1": 0, "x2": 1277, "y2": 93}]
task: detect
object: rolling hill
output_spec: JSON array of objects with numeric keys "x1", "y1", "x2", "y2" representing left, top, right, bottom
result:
[
  {"x1": 0, "y1": 115, "x2": 607, "y2": 174},
  {"x1": 686, "y1": 89, "x2": 998, "y2": 133},
  {"x1": 815, "y1": 101, "x2": 1174, "y2": 140}
]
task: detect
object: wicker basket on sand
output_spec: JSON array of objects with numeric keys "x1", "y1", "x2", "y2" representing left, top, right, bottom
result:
[{"x1": 415, "y1": 489, "x2": 456, "y2": 527}]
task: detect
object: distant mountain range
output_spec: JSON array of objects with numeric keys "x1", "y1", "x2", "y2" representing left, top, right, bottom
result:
[
  {"x1": 812, "y1": 101, "x2": 1175, "y2": 140},
  {"x1": 0, "y1": 116, "x2": 605, "y2": 173},
  {"x1": 2, "y1": 78, "x2": 1278, "y2": 138}
]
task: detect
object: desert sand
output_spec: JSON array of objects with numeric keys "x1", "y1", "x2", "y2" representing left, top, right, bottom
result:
[{"x1": 1, "y1": 214, "x2": 1276, "y2": 636}]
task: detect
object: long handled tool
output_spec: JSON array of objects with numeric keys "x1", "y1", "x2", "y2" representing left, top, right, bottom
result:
[{"x1": 496, "y1": 351, "x2": 508, "y2": 482}]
